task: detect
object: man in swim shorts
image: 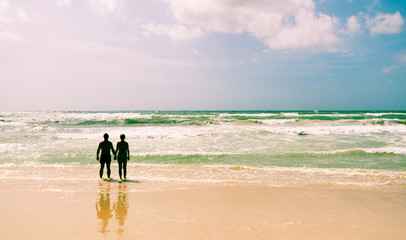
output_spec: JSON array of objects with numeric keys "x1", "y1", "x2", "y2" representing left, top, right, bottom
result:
[
  {"x1": 116, "y1": 134, "x2": 130, "y2": 181},
  {"x1": 97, "y1": 133, "x2": 116, "y2": 179}
]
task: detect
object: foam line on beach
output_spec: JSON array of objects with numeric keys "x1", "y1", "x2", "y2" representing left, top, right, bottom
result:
[{"x1": 1, "y1": 163, "x2": 405, "y2": 193}]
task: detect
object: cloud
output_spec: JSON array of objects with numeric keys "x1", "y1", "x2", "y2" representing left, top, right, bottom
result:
[
  {"x1": 382, "y1": 51, "x2": 406, "y2": 73},
  {"x1": 15, "y1": 8, "x2": 30, "y2": 23},
  {"x1": 367, "y1": 11, "x2": 404, "y2": 34},
  {"x1": 0, "y1": 0, "x2": 12, "y2": 23},
  {"x1": 56, "y1": 40, "x2": 196, "y2": 68},
  {"x1": 142, "y1": 23, "x2": 204, "y2": 40},
  {"x1": 0, "y1": 30, "x2": 20, "y2": 41},
  {"x1": 0, "y1": 0, "x2": 29, "y2": 41},
  {"x1": 382, "y1": 66, "x2": 395, "y2": 74},
  {"x1": 264, "y1": 7, "x2": 338, "y2": 51},
  {"x1": 53, "y1": 0, "x2": 71, "y2": 7},
  {"x1": 0, "y1": 0, "x2": 9, "y2": 12},
  {"x1": 87, "y1": 0, "x2": 121, "y2": 15},
  {"x1": 164, "y1": 0, "x2": 339, "y2": 51},
  {"x1": 396, "y1": 51, "x2": 406, "y2": 66},
  {"x1": 346, "y1": 15, "x2": 361, "y2": 34},
  {"x1": 0, "y1": 0, "x2": 30, "y2": 23}
]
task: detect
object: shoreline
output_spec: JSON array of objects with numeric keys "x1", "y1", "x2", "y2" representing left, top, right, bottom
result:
[{"x1": 1, "y1": 163, "x2": 405, "y2": 193}]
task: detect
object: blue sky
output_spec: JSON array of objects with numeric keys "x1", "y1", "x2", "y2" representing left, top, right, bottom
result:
[{"x1": 0, "y1": 0, "x2": 405, "y2": 110}]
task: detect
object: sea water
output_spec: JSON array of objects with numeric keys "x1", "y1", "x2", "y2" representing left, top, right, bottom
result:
[{"x1": 1, "y1": 111, "x2": 405, "y2": 189}]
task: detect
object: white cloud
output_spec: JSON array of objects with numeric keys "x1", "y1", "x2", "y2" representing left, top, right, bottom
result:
[
  {"x1": 382, "y1": 66, "x2": 394, "y2": 74},
  {"x1": 88, "y1": 0, "x2": 121, "y2": 15},
  {"x1": 397, "y1": 51, "x2": 406, "y2": 66},
  {"x1": 15, "y1": 8, "x2": 30, "y2": 23},
  {"x1": 401, "y1": 54, "x2": 406, "y2": 63},
  {"x1": 0, "y1": 0, "x2": 9, "y2": 12},
  {"x1": 164, "y1": 0, "x2": 339, "y2": 51},
  {"x1": 264, "y1": 8, "x2": 338, "y2": 51},
  {"x1": 56, "y1": 40, "x2": 196, "y2": 68},
  {"x1": 54, "y1": 0, "x2": 71, "y2": 7},
  {"x1": 142, "y1": 23, "x2": 204, "y2": 40},
  {"x1": 367, "y1": 11, "x2": 404, "y2": 34},
  {"x1": 0, "y1": 1, "x2": 30, "y2": 23},
  {"x1": 0, "y1": 0, "x2": 12, "y2": 23},
  {"x1": 382, "y1": 51, "x2": 406, "y2": 73},
  {"x1": 340, "y1": 52, "x2": 355, "y2": 57},
  {"x1": 346, "y1": 15, "x2": 361, "y2": 34},
  {"x1": 0, "y1": 30, "x2": 20, "y2": 41},
  {"x1": 0, "y1": 0, "x2": 29, "y2": 41}
]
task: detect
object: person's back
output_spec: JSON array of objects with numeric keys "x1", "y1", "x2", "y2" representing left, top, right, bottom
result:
[
  {"x1": 116, "y1": 134, "x2": 130, "y2": 181},
  {"x1": 116, "y1": 141, "x2": 129, "y2": 155},
  {"x1": 97, "y1": 133, "x2": 116, "y2": 179},
  {"x1": 99, "y1": 141, "x2": 114, "y2": 155}
]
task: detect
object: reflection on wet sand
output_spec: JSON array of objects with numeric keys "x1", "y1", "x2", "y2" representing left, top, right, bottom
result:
[
  {"x1": 96, "y1": 181, "x2": 129, "y2": 236},
  {"x1": 114, "y1": 183, "x2": 129, "y2": 235},
  {"x1": 96, "y1": 182, "x2": 113, "y2": 234}
]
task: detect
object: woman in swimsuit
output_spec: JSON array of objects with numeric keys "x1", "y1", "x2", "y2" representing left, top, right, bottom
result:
[{"x1": 116, "y1": 134, "x2": 130, "y2": 181}]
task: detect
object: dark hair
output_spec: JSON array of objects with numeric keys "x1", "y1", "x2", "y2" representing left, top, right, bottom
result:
[
  {"x1": 103, "y1": 133, "x2": 109, "y2": 139},
  {"x1": 120, "y1": 134, "x2": 125, "y2": 139}
]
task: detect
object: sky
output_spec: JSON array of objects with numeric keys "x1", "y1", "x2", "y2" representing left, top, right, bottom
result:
[{"x1": 0, "y1": 0, "x2": 405, "y2": 111}]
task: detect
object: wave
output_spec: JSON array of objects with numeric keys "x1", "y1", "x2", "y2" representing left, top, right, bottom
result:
[
  {"x1": 75, "y1": 120, "x2": 121, "y2": 125},
  {"x1": 2, "y1": 111, "x2": 406, "y2": 127},
  {"x1": 42, "y1": 117, "x2": 406, "y2": 127},
  {"x1": 2, "y1": 150, "x2": 405, "y2": 170}
]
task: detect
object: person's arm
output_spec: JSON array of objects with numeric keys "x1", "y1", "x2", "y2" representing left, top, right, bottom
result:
[
  {"x1": 127, "y1": 142, "x2": 130, "y2": 160},
  {"x1": 96, "y1": 143, "x2": 101, "y2": 161},
  {"x1": 111, "y1": 142, "x2": 116, "y2": 159},
  {"x1": 114, "y1": 142, "x2": 118, "y2": 160}
]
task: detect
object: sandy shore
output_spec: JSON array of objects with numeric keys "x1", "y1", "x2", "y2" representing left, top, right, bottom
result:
[
  {"x1": 0, "y1": 164, "x2": 406, "y2": 239},
  {"x1": 1, "y1": 184, "x2": 406, "y2": 239}
]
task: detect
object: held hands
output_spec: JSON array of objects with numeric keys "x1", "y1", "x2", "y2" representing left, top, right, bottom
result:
[{"x1": 114, "y1": 155, "x2": 117, "y2": 160}]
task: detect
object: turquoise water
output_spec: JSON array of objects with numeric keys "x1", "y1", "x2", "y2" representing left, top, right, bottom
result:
[{"x1": 0, "y1": 111, "x2": 405, "y2": 170}]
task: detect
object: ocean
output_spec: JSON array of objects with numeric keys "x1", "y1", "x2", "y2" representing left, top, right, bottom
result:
[{"x1": 1, "y1": 111, "x2": 406, "y2": 190}]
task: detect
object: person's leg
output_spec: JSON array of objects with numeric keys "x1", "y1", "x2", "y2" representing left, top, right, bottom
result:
[
  {"x1": 99, "y1": 162, "x2": 105, "y2": 178},
  {"x1": 123, "y1": 160, "x2": 127, "y2": 179},
  {"x1": 106, "y1": 161, "x2": 111, "y2": 178},
  {"x1": 118, "y1": 159, "x2": 123, "y2": 180}
]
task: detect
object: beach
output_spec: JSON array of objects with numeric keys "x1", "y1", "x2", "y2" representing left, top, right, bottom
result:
[
  {"x1": 1, "y1": 164, "x2": 406, "y2": 240},
  {"x1": 2, "y1": 0, "x2": 406, "y2": 236},
  {"x1": 2, "y1": 0, "x2": 406, "y2": 238},
  {"x1": 1, "y1": 111, "x2": 406, "y2": 239}
]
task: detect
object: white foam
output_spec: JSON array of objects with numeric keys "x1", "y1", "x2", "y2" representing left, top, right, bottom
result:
[
  {"x1": 1, "y1": 163, "x2": 405, "y2": 192},
  {"x1": 281, "y1": 112, "x2": 299, "y2": 117}
]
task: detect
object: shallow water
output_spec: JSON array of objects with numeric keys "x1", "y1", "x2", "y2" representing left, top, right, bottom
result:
[{"x1": 0, "y1": 111, "x2": 405, "y2": 189}]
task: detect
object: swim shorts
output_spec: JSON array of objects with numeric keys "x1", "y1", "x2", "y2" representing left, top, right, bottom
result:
[{"x1": 100, "y1": 154, "x2": 111, "y2": 164}]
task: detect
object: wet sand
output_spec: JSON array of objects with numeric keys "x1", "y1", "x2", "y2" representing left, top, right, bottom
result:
[{"x1": 1, "y1": 178, "x2": 406, "y2": 240}]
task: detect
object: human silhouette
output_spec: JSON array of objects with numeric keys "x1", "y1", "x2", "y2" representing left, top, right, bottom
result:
[
  {"x1": 97, "y1": 133, "x2": 116, "y2": 179},
  {"x1": 116, "y1": 134, "x2": 130, "y2": 181}
]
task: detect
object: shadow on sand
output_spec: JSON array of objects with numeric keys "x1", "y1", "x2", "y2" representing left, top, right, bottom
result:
[{"x1": 102, "y1": 178, "x2": 140, "y2": 184}]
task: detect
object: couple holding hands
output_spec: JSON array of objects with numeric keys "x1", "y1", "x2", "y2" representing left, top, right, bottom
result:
[{"x1": 97, "y1": 133, "x2": 130, "y2": 181}]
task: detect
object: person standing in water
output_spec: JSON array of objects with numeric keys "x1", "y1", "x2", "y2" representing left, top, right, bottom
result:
[
  {"x1": 97, "y1": 133, "x2": 116, "y2": 179},
  {"x1": 116, "y1": 134, "x2": 130, "y2": 181}
]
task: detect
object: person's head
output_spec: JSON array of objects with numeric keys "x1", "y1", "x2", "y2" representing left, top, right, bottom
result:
[
  {"x1": 120, "y1": 134, "x2": 125, "y2": 140},
  {"x1": 103, "y1": 133, "x2": 109, "y2": 140}
]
